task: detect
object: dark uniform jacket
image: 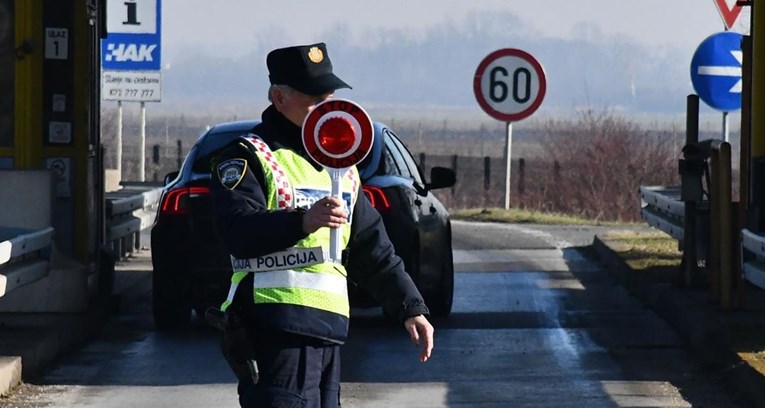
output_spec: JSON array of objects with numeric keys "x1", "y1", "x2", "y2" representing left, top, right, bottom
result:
[{"x1": 210, "y1": 105, "x2": 429, "y2": 343}]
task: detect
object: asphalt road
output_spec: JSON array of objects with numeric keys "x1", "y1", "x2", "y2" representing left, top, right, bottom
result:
[{"x1": 1, "y1": 220, "x2": 749, "y2": 407}]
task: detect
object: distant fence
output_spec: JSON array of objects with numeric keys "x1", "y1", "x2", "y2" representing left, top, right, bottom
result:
[{"x1": 107, "y1": 140, "x2": 650, "y2": 221}]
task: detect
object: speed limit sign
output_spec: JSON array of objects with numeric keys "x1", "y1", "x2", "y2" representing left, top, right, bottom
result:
[{"x1": 473, "y1": 48, "x2": 547, "y2": 122}]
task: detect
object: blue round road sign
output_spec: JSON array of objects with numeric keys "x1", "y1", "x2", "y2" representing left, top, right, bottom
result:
[{"x1": 690, "y1": 31, "x2": 743, "y2": 112}]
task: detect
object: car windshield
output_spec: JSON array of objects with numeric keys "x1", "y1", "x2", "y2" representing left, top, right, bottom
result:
[{"x1": 192, "y1": 128, "x2": 252, "y2": 174}]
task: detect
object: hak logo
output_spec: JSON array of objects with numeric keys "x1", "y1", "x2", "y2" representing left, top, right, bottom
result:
[
  {"x1": 105, "y1": 43, "x2": 157, "y2": 62},
  {"x1": 101, "y1": 33, "x2": 161, "y2": 71}
]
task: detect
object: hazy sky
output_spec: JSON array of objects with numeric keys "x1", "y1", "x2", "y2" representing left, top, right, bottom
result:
[
  {"x1": 143, "y1": 0, "x2": 752, "y2": 125},
  {"x1": 163, "y1": 0, "x2": 748, "y2": 59}
]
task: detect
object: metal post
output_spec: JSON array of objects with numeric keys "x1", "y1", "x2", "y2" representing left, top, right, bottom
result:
[
  {"x1": 504, "y1": 122, "x2": 513, "y2": 210},
  {"x1": 117, "y1": 100, "x2": 122, "y2": 177},
  {"x1": 739, "y1": 33, "x2": 753, "y2": 306},
  {"x1": 483, "y1": 156, "x2": 491, "y2": 190},
  {"x1": 710, "y1": 147, "x2": 721, "y2": 301},
  {"x1": 518, "y1": 158, "x2": 525, "y2": 197},
  {"x1": 720, "y1": 142, "x2": 733, "y2": 310},
  {"x1": 683, "y1": 95, "x2": 700, "y2": 287},
  {"x1": 139, "y1": 101, "x2": 146, "y2": 182},
  {"x1": 722, "y1": 26, "x2": 730, "y2": 145},
  {"x1": 164, "y1": 118, "x2": 169, "y2": 159},
  {"x1": 752, "y1": 0, "x2": 765, "y2": 230},
  {"x1": 742, "y1": 34, "x2": 753, "y2": 231},
  {"x1": 177, "y1": 139, "x2": 183, "y2": 169},
  {"x1": 153, "y1": 144, "x2": 160, "y2": 181},
  {"x1": 483, "y1": 156, "x2": 491, "y2": 208},
  {"x1": 710, "y1": 141, "x2": 734, "y2": 309},
  {"x1": 451, "y1": 155, "x2": 458, "y2": 197}
]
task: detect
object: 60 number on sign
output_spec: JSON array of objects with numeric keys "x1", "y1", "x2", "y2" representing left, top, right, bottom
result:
[{"x1": 473, "y1": 48, "x2": 546, "y2": 123}]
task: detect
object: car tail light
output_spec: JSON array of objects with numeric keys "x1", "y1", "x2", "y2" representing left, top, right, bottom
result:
[
  {"x1": 362, "y1": 185, "x2": 391, "y2": 214},
  {"x1": 160, "y1": 186, "x2": 210, "y2": 215}
]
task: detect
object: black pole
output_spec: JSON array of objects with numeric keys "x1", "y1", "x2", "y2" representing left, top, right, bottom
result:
[
  {"x1": 518, "y1": 158, "x2": 525, "y2": 197},
  {"x1": 451, "y1": 155, "x2": 458, "y2": 197},
  {"x1": 683, "y1": 94, "x2": 700, "y2": 287},
  {"x1": 176, "y1": 139, "x2": 183, "y2": 169}
]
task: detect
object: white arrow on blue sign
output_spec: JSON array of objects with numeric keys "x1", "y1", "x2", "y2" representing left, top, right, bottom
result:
[{"x1": 690, "y1": 31, "x2": 743, "y2": 112}]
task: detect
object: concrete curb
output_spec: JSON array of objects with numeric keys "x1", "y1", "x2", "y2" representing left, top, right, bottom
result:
[
  {"x1": 0, "y1": 252, "x2": 152, "y2": 397},
  {"x1": 592, "y1": 235, "x2": 765, "y2": 408},
  {"x1": 0, "y1": 303, "x2": 112, "y2": 397}
]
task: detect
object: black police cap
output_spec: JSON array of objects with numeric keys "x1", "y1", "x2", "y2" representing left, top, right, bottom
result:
[{"x1": 267, "y1": 43, "x2": 351, "y2": 96}]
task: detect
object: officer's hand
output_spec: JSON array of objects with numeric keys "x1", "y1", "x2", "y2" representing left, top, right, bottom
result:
[
  {"x1": 302, "y1": 196, "x2": 348, "y2": 234},
  {"x1": 404, "y1": 315, "x2": 434, "y2": 363}
]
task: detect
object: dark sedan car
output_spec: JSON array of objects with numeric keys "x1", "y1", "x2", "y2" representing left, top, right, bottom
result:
[{"x1": 151, "y1": 120, "x2": 456, "y2": 329}]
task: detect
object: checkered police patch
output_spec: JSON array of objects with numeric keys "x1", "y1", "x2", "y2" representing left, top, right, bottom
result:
[{"x1": 217, "y1": 159, "x2": 247, "y2": 190}]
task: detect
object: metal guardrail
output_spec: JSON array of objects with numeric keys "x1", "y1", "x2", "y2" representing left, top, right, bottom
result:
[
  {"x1": 105, "y1": 184, "x2": 163, "y2": 260},
  {"x1": 0, "y1": 182, "x2": 161, "y2": 298},
  {"x1": 0, "y1": 226, "x2": 55, "y2": 297},
  {"x1": 741, "y1": 229, "x2": 765, "y2": 291},
  {"x1": 639, "y1": 185, "x2": 685, "y2": 242},
  {"x1": 641, "y1": 185, "x2": 765, "y2": 297}
]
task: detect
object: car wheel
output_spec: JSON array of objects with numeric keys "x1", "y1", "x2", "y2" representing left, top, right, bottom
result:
[
  {"x1": 427, "y1": 245, "x2": 454, "y2": 317},
  {"x1": 152, "y1": 265, "x2": 192, "y2": 330}
]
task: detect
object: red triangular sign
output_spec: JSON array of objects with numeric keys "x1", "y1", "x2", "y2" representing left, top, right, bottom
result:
[{"x1": 714, "y1": 0, "x2": 743, "y2": 30}]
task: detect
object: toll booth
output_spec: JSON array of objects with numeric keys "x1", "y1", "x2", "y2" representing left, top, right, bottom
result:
[{"x1": 0, "y1": 0, "x2": 105, "y2": 311}]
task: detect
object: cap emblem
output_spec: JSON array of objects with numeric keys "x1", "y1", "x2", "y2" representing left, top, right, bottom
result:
[
  {"x1": 217, "y1": 158, "x2": 247, "y2": 190},
  {"x1": 307, "y1": 47, "x2": 324, "y2": 63}
]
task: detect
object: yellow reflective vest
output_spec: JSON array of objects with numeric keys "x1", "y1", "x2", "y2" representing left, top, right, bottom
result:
[{"x1": 220, "y1": 134, "x2": 360, "y2": 342}]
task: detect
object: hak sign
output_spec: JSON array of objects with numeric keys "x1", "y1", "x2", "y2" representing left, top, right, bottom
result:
[
  {"x1": 101, "y1": 0, "x2": 161, "y2": 71},
  {"x1": 103, "y1": 43, "x2": 157, "y2": 64}
]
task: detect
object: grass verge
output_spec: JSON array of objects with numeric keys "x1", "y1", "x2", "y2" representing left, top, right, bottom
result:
[
  {"x1": 598, "y1": 229, "x2": 682, "y2": 270},
  {"x1": 600, "y1": 230, "x2": 765, "y2": 380},
  {"x1": 450, "y1": 207, "x2": 637, "y2": 226}
]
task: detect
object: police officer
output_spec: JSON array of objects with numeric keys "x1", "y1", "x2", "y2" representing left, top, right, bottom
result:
[{"x1": 209, "y1": 42, "x2": 434, "y2": 407}]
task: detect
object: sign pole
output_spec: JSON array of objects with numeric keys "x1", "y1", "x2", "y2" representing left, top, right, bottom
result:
[
  {"x1": 140, "y1": 101, "x2": 146, "y2": 182},
  {"x1": 117, "y1": 100, "x2": 123, "y2": 178},
  {"x1": 473, "y1": 48, "x2": 546, "y2": 210},
  {"x1": 504, "y1": 122, "x2": 513, "y2": 210},
  {"x1": 101, "y1": 0, "x2": 162, "y2": 182},
  {"x1": 723, "y1": 23, "x2": 729, "y2": 144}
]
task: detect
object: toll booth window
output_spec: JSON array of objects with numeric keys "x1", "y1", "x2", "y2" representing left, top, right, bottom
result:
[{"x1": 0, "y1": 0, "x2": 13, "y2": 147}]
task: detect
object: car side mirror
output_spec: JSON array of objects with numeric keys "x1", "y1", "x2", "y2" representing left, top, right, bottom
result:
[
  {"x1": 163, "y1": 171, "x2": 180, "y2": 186},
  {"x1": 426, "y1": 167, "x2": 456, "y2": 190}
]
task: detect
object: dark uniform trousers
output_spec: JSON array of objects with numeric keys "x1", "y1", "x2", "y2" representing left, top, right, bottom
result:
[{"x1": 238, "y1": 330, "x2": 342, "y2": 408}]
